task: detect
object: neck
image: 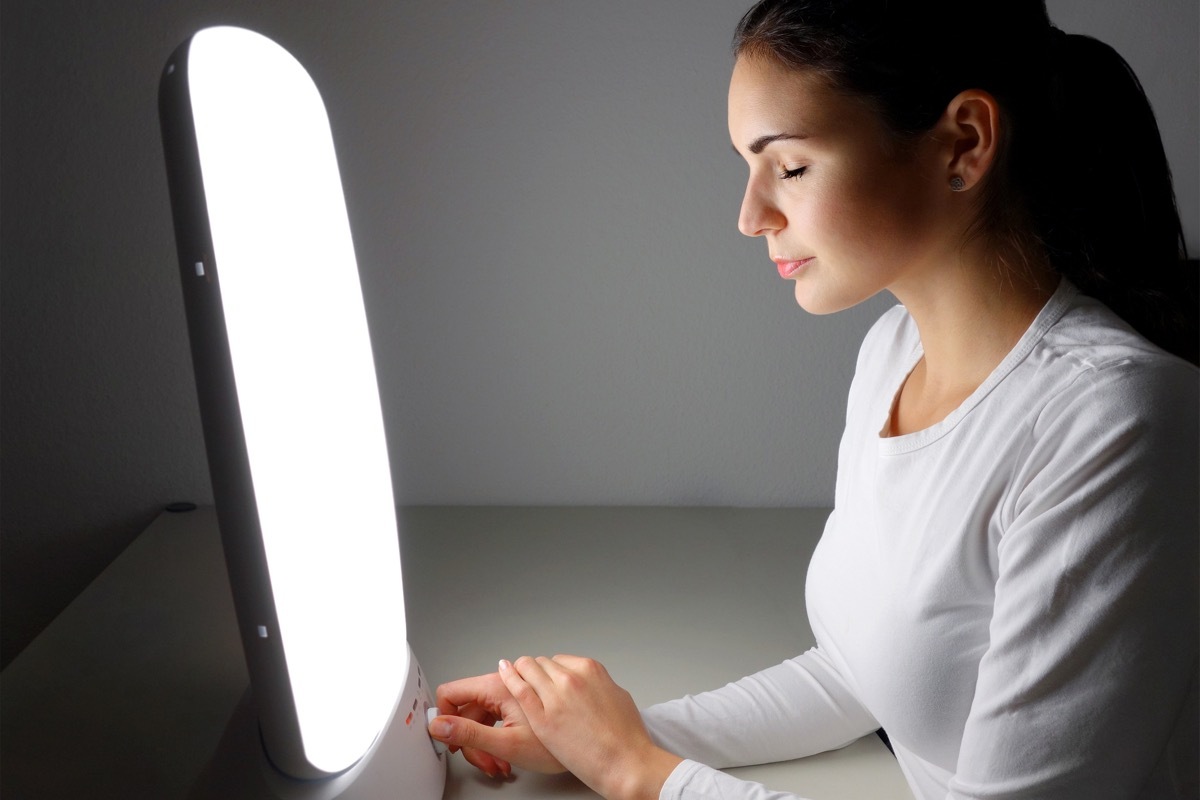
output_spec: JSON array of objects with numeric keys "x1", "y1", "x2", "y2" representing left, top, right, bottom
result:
[{"x1": 891, "y1": 247, "x2": 1058, "y2": 403}]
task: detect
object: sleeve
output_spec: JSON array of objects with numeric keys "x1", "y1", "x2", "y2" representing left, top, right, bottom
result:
[
  {"x1": 950, "y1": 360, "x2": 1199, "y2": 799},
  {"x1": 641, "y1": 646, "x2": 878, "y2": 767},
  {"x1": 659, "y1": 760, "x2": 817, "y2": 800}
]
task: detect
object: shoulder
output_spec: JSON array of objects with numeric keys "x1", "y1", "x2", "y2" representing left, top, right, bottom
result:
[
  {"x1": 1023, "y1": 292, "x2": 1198, "y2": 431},
  {"x1": 1004, "y1": 293, "x2": 1197, "y2": 511},
  {"x1": 998, "y1": 297, "x2": 1197, "y2": 557}
]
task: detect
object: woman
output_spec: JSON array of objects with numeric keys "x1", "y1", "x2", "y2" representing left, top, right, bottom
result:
[{"x1": 428, "y1": 1, "x2": 1199, "y2": 798}]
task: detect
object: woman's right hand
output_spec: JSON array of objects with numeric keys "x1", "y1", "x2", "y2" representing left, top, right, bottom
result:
[{"x1": 430, "y1": 670, "x2": 566, "y2": 779}]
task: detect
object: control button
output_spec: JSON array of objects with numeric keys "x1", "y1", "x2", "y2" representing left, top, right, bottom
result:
[{"x1": 426, "y1": 707, "x2": 448, "y2": 756}]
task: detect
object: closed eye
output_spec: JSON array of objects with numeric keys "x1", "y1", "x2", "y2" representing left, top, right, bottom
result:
[{"x1": 780, "y1": 166, "x2": 807, "y2": 180}]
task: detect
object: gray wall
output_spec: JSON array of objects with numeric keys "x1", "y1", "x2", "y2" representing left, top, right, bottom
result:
[{"x1": 2, "y1": 0, "x2": 1196, "y2": 667}]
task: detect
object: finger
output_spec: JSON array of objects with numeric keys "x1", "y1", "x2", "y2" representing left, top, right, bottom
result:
[
  {"x1": 455, "y1": 702, "x2": 498, "y2": 727},
  {"x1": 430, "y1": 702, "x2": 509, "y2": 775},
  {"x1": 462, "y1": 746, "x2": 510, "y2": 779},
  {"x1": 511, "y1": 656, "x2": 556, "y2": 697},
  {"x1": 537, "y1": 655, "x2": 572, "y2": 681},
  {"x1": 499, "y1": 658, "x2": 546, "y2": 716},
  {"x1": 445, "y1": 702, "x2": 498, "y2": 756},
  {"x1": 428, "y1": 715, "x2": 512, "y2": 777},
  {"x1": 437, "y1": 673, "x2": 505, "y2": 715},
  {"x1": 467, "y1": 737, "x2": 513, "y2": 778},
  {"x1": 492, "y1": 724, "x2": 515, "y2": 775},
  {"x1": 550, "y1": 653, "x2": 593, "y2": 671},
  {"x1": 551, "y1": 654, "x2": 608, "y2": 678}
]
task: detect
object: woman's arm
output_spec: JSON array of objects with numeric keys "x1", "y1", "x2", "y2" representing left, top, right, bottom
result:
[
  {"x1": 947, "y1": 361, "x2": 1199, "y2": 798},
  {"x1": 431, "y1": 648, "x2": 879, "y2": 800},
  {"x1": 642, "y1": 646, "x2": 878, "y2": 769}
]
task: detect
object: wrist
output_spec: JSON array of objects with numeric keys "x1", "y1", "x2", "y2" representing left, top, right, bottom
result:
[{"x1": 602, "y1": 746, "x2": 681, "y2": 800}]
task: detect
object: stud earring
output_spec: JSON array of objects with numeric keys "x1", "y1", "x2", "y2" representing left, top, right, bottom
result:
[{"x1": 949, "y1": 176, "x2": 966, "y2": 192}]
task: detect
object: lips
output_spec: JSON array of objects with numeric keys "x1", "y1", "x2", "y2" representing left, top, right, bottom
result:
[{"x1": 773, "y1": 257, "x2": 814, "y2": 279}]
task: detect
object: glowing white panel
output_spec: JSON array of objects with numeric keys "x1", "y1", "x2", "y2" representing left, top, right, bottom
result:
[{"x1": 186, "y1": 27, "x2": 406, "y2": 774}]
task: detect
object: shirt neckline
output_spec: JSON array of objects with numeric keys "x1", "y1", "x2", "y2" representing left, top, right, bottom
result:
[{"x1": 877, "y1": 279, "x2": 1078, "y2": 455}]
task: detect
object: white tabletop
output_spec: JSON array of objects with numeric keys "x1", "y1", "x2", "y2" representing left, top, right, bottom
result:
[{"x1": 1, "y1": 506, "x2": 912, "y2": 799}]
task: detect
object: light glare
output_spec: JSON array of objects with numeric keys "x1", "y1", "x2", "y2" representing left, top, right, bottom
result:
[{"x1": 187, "y1": 27, "x2": 406, "y2": 774}]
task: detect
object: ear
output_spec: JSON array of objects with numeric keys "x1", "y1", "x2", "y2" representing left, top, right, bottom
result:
[{"x1": 934, "y1": 89, "x2": 1001, "y2": 192}]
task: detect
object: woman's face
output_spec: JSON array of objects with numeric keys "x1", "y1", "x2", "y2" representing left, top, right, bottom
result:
[{"x1": 728, "y1": 56, "x2": 946, "y2": 314}]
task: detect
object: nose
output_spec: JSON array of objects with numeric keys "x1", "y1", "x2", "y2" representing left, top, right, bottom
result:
[{"x1": 737, "y1": 179, "x2": 785, "y2": 238}]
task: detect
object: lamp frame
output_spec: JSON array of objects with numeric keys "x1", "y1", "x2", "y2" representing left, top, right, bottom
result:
[{"x1": 159, "y1": 27, "x2": 443, "y2": 794}]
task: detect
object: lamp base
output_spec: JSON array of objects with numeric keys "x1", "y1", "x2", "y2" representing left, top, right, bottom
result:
[{"x1": 190, "y1": 645, "x2": 446, "y2": 800}]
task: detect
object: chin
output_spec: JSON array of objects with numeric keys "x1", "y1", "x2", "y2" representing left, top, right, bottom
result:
[
  {"x1": 793, "y1": 278, "x2": 882, "y2": 316},
  {"x1": 793, "y1": 282, "x2": 846, "y2": 316}
]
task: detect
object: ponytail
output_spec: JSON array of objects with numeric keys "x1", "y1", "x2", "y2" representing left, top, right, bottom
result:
[{"x1": 1016, "y1": 31, "x2": 1198, "y2": 364}]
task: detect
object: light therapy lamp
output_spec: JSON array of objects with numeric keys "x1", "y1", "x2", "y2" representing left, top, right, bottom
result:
[{"x1": 159, "y1": 26, "x2": 445, "y2": 798}]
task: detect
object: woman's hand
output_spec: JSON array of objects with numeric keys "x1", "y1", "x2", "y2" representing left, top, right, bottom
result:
[
  {"x1": 498, "y1": 655, "x2": 682, "y2": 800},
  {"x1": 430, "y1": 670, "x2": 566, "y2": 778}
]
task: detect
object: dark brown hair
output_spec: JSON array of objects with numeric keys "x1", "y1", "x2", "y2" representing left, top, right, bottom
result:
[{"x1": 735, "y1": 0, "x2": 1197, "y2": 364}]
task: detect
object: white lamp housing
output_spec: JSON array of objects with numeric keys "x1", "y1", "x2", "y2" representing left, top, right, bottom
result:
[{"x1": 159, "y1": 26, "x2": 445, "y2": 796}]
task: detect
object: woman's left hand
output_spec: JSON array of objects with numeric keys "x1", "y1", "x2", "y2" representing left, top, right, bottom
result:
[
  {"x1": 432, "y1": 669, "x2": 565, "y2": 778},
  {"x1": 498, "y1": 655, "x2": 682, "y2": 800}
]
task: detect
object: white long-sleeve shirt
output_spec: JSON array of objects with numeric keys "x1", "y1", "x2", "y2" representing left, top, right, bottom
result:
[{"x1": 643, "y1": 281, "x2": 1199, "y2": 799}]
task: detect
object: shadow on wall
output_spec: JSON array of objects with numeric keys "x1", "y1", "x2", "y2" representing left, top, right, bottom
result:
[{"x1": 0, "y1": 505, "x2": 175, "y2": 669}]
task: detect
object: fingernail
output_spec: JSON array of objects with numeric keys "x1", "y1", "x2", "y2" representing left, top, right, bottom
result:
[
  {"x1": 429, "y1": 718, "x2": 452, "y2": 739},
  {"x1": 498, "y1": 659, "x2": 510, "y2": 672}
]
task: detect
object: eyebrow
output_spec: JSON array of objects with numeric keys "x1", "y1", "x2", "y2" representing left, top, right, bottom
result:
[{"x1": 733, "y1": 132, "x2": 811, "y2": 156}]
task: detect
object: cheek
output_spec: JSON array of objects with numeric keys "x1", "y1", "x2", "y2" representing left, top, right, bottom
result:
[
  {"x1": 785, "y1": 159, "x2": 929, "y2": 262},
  {"x1": 869, "y1": 161, "x2": 939, "y2": 241},
  {"x1": 801, "y1": 172, "x2": 884, "y2": 255},
  {"x1": 838, "y1": 170, "x2": 929, "y2": 256}
]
